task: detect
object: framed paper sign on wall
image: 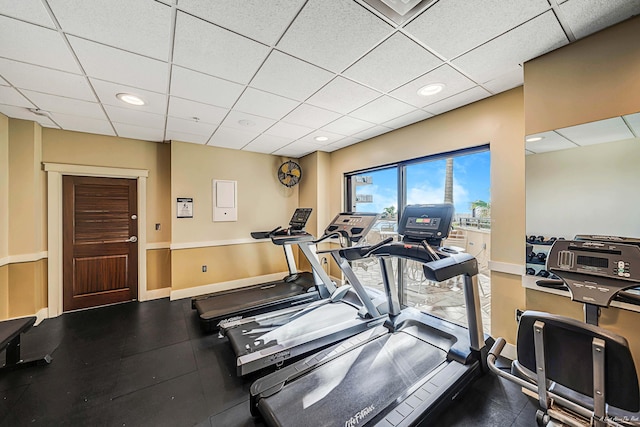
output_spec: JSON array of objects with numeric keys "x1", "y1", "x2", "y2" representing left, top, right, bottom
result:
[{"x1": 177, "y1": 197, "x2": 193, "y2": 218}]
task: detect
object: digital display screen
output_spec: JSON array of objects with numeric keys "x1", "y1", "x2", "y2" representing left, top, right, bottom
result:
[
  {"x1": 577, "y1": 255, "x2": 609, "y2": 268},
  {"x1": 416, "y1": 218, "x2": 432, "y2": 224}
]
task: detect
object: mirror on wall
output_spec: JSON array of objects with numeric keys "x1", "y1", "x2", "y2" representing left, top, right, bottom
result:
[{"x1": 524, "y1": 112, "x2": 640, "y2": 272}]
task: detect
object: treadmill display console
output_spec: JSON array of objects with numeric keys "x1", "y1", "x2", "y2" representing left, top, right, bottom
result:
[
  {"x1": 288, "y1": 207, "x2": 312, "y2": 230},
  {"x1": 324, "y1": 212, "x2": 378, "y2": 242},
  {"x1": 399, "y1": 203, "x2": 454, "y2": 243}
]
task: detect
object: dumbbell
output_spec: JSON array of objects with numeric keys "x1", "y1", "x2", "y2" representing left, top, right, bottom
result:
[
  {"x1": 527, "y1": 251, "x2": 537, "y2": 262},
  {"x1": 526, "y1": 267, "x2": 536, "y2": 275},
  {"x1": 536, "y1": 252, "x2": 547, "y2": 262},
  {"x1": 536, "y1": 236, "x2": 545, "y2": 243},
  {"x1": 527, "y1": 235, "x2": 537, "y2": 243},
  {"x1": 536, "y1": 269, "x2": 551, "y2": 277}
]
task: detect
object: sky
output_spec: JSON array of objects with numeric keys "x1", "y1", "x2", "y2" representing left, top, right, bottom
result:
[{"x1": 353, "y1": 150, "x2": 490, "y2": 216}]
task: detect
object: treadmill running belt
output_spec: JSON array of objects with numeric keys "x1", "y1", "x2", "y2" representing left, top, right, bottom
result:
[{"x1": 259, "y1": 331, "x2": 447, "y2": 427}]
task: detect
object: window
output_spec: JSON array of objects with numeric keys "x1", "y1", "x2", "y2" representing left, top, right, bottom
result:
[{"x1": 345, "y1": 147, "x2": 491, "y2": 333}]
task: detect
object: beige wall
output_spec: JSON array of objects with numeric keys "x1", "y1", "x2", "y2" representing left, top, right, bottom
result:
[
  {"x1": 170, "y1": 141, "x2": 300, "y2": 292},
  {"x1": 0, "y1": 114, "x2": 8, "y2": 262},
  {"x1": 525, "y1": 16, "x2": 640, "y2": 134},
  {"x1": 328, "y1": 88, "x2": 526, "y2": 342}
]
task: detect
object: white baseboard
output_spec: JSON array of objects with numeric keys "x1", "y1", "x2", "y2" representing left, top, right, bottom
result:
[
  {"x1": 143, "y1": 287, "x2": 171, "y2": 301},
  {"x1": 170, "y1": 272, "x2": 288, "y2": 301},
  {"x1": 35, "y1": 308, "x2": 49, "y2": 325}
]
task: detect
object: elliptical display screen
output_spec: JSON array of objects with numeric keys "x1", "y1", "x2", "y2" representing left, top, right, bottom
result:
[{"x1": 398, "y1": 204, "x2": 454, "y2": 243}]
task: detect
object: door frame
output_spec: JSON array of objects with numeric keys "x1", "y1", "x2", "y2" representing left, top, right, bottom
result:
[{"x1": 44, "y1": 163, "x2": 148, "y2": 318}]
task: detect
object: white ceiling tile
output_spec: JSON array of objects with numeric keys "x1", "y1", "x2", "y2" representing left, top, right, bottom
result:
[
  {"x1": 233, "y1": 88, "x2": 299, "y2": 120},
  {"x1": 350, "y1": 96, "x2": 415, "y2": 124},
  {"x1": 69, "y1": 36, "x2": 168, "y2": 92},
  {"x1": 113, "y1": 122, "x2": 165, "y2": 142},
  {"x1": 424, "y1": 86, "x2": 492, "y2": 115},
  {"x1": 344, "y1": 32, "x2": 442, "y2": 92},
  {"x1": 351, "y1": 125, "x2": 393, "y2": 141},
  {"x1": 0, "y1": 58, "x2": 95, "y2": 101},
  {"x1": 556, "y1": 117, "x2": 635, "y2": 146},
  {"x1": 250, "y1": 51, "x2": 335, "y2": 101},
  {"x1": 0, "y1": 86, "x2": 36, "y2": 108},
  {"x1": 168, "y1": 97, "x2": 227, "y2": 125},
  {"x1": 282, "y1": 104, "x2": 341, "y2": 128},
  {"x1": 208, "y1": 126, "x2": 260, "y2": 149},
  {"x1": 173, "y1": 11, "x2": 270, "y2": 84},
  {"x1": 264, "y1": 121, "x2": 314, "y2": 139},
  {"x1": 325, "y1": 136, "x2": 362, "y2": 150},
  {"x1": 0, "y1": 76, "x2": 7, "y2": 85},
  {"x1": 306, "y1": 77, "x2": 381, "y2": 114},
  {"x1": 481, "y1": 66, "x2": 524, "y2": 94},
  {"x1": 321, "y1": 116, "x2": 374, "y2": 135},
  {"x1": 22, "y1": 90, "x2": 106, "y2": 120},
  {"x1": 170, "y1": 66, "x2": 244, "y2": 108},
  {"x1": 0, "y1": 104, "x2": 56, "y2": 127},
  {"x1": 104, "y1": 104, "x2": 166, "y2": 129},
  {"x1": 277, "y1": 0, "x2": 392, "y2": 72},
  {"x1": 559, "y1": 0, "x2": 640, "y2": 39},
  {"x1": 452, "y1": 11, "x2": 568, "y2": 83},
  {"x1": 178, "y1": 0, "x2": 306, "y2": 45},
  {"x1": 405, "y1": 0, "x2": 550, "y2": 58},
  {"x1": 166, "y1": 129, "x2": 209, "y2": 145},
  {"x1": 48, "y1": 0, "x2": 172, "y2": 60},
  {"x1": 382, "y1": 109, "x2": 433, "y2": 129},
  {"x1": 242, "y1": 134, "x2": 292, "y2": 154},
  {"x1": 221, "y1": 111, "x2": 276, "y2": 134},
  {"x1": 0, "y1": 0, "x2": 55, "y2": 28},
  {"x1": 166, "y1": 116, "x2": 217, "y2": 137},
  {"x1": 272, "y1": 140, "x2": 321, "y2": 157},
  {"x1": 390, "y1": 64, "x2": 476, "y2": 108},
  {"x1": 90, "y1": 79, "x2": 168, "y2": 115},
  {"x1": 623, "y1": 112, "x2": 640, "y2": 136},
  {"x1": 0, "y1": 16, "x2": 79, "y2": 73},
  {"x1": 298, "y1": 130, "x2": 347, "y2": 146},
  {"x1": 525, "y1": 130, "x2": 577, "y2": 153},
  {"x1": 50, "y1": 112, "x2": 115, "y2": 136}
]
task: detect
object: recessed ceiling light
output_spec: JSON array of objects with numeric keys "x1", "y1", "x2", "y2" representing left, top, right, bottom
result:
[
  {"x1": 116, "y1": 93, "x2": 145, "y2": 106},
  {"x1": 526, "y1": 136, "x2": 545, "y2": 142},
  {"x1": 314, "y1": 136, "x2": 329, "y2": 142},
  {"x1": 238, "y1": 119, "x2": 255, "y2": 127},
  {"x1": 416, "y1": 83, "x2": 445, "y2": 97}
]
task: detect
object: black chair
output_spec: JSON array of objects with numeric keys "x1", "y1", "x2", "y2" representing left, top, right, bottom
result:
[{"x1": 488, "y1": 311, "x2": 640, "y2": 426}]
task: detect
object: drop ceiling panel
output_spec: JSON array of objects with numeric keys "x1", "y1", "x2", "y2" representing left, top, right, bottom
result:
[
  {"x1": 0, "y1": 58, "x2": 95, "y2": 101},
  {"x1": 298, "y1": 130, "x2": 347, "y2": 146},
  {"x1": 282, "y1": 104, "x2": 341, "y2": 129},
  {"x1": 22, "y1": 90, "x2": 106, "y2": 120},
  {"x1": 249, "y1": 51, "x2": 334, "y2": 102},
  {"x1": 350, "y1": 96, "x2": 415, "y2": 124},
  {"x1": 177, "y1": 0, "x2": 306, "y2": 45},
  {"x1": 208, "y1": 126, "x2": 260, "y2": 149},
  {"x1": 104, "y1": 105, "x2": 166, "y2": 129},
  {"x1": 321, "y1": 116, "x2": 374, "y2": 135},
  {"x1": 173, "y1": 11, "x2": 270, "y2": 84},
  {"x1": 344, "y1": 32, "x2": 442, "y2": 92},
  {"x1": 0, "y1": 76, "x2": 7, "y2": 85},
  {"x1": 306, "y1": 77, "x2": 381, "y2": 114},
  {"x1": 351, "y1": 125, "x2": 393, "y2": 141},
  {"x1": 168, "y1": 97, "x2": 227, "y2": 125},
  {"x1": 559, "y1": 0, "x2": 640, "y2": 40},
  {"x1": 264, "y1": 121, "x2": 314, "y2": 140},
  {"x1": 390, "y1": 64, "x2": 476, "y2": 108},
  {"x1": 69, "y1": 36, "x2": 168, "y2": 92},
  {"x1": 166, "y1": 129, "x2": 209, "y2": 144},
  {"x1": 556, "y1": 117, "x2": 635, "y2": 146},
  {"x1": 0, "y1": 0, "x2": 55, "y2": 28},
  {"x1": 327, "y1": 136, "x2": 362, "y2": 150},
  {"x1": 167, "y1": 115, "x2": 217, "y2": 137},
  {"x1": 405, "y1": 0, "x2": 550, "y2": 59},
  {"x1": 0, "y1": 86, "x2": 35, "y2": 108},
  {"x1": 170, "y1": 66, "x2": 244, "y2": 109},
  {"x1": 47, "y1": 0, "x2": 173, "y2": 60},
  {"x1": 452, "y1": 11, "x2": 568, "y2": 83},
  {"x1": 382, "y1": 109, "x2": 433, "y2": 129},
  {"x1": 276, "y1": 0, "x2": 392, "y2": 72},
  {"x1": 233, "y1": 88, "x2": 299, "y2": 120},
  {"x1": 481, "y1": 66, "x2": 524, "y2": 94},
  {"x1": 51, "y1": 113, "x2": 115, "y2": 136},
  {"x1": 242, "y1": 134, "x2": 292, "y2": 154},
  {"x1": 113, "y1": 122, "x2": 165, "y2": 142},
  {"x1": 525, "y1": 130, "x2": 576, "y2": 153},
  {"x1": 90, "y1": 79, "x2": 168, "y2": 115},
  {"x1": 423, "y1": 86, "x2": 492, "y2": 115},
  {"x1": 273, "y1": 140, "x2": 322, "y2": 157},
  {"x1": 623, "y1": 112, "x2": 640, "y2": 136},
  {"x1": 0, "y1": 104, "x2": 55, "y2": 127},
  {"x1": 221, "y1": 111, "x2": 276, "y2": 134},
  {"x1": 0, "y1": 16, "x2": 80, "y2": 73}
]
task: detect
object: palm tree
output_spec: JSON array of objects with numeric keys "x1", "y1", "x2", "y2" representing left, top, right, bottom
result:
[{"x1": 444, "y1": 157, "x2": 454, "y2": 204}]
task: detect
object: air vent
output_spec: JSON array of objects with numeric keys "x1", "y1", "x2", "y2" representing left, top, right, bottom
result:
[{"x1": 362, "y1": 0, "x2": 436, "y2": 25}]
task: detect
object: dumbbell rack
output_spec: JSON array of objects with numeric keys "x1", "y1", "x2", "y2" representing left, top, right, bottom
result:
[{"x1": 525, "y1": 236, "x2": 560, "y2": 279}]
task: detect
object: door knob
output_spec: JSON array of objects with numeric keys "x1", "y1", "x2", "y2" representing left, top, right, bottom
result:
[{"x1": 127, "y1": 236, "x2": 138, "y2": 243}]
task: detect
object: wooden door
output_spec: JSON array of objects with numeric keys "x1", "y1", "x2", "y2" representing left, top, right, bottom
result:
[{"x1": 63, "y1": 176, "x2": 138, "y2": 311}]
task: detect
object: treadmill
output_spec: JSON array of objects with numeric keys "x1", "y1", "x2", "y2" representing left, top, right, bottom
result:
[
  {"x1": 192, "y1": 208, "x2": 332, "y2": 332},
  {"x1": 219, "y1": 212, "x2": 390, "y2": 376},
  {"x1": 250, "y1": 204, "x2": 492, "y2": 426}
]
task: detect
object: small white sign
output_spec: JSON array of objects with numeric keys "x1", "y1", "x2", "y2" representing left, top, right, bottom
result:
[{"x1": 177, "y1": 197, "x2": 193, "y2": 218}]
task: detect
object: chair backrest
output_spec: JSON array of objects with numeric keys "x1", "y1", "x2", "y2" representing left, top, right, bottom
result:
[{"x1": 516, "y1": 311, "x2": 639, "y2": 412}]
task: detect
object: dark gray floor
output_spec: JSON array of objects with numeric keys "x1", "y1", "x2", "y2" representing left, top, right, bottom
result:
[{"x1": 0, "y1": 298, "x2": 540, "y2": 426}]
